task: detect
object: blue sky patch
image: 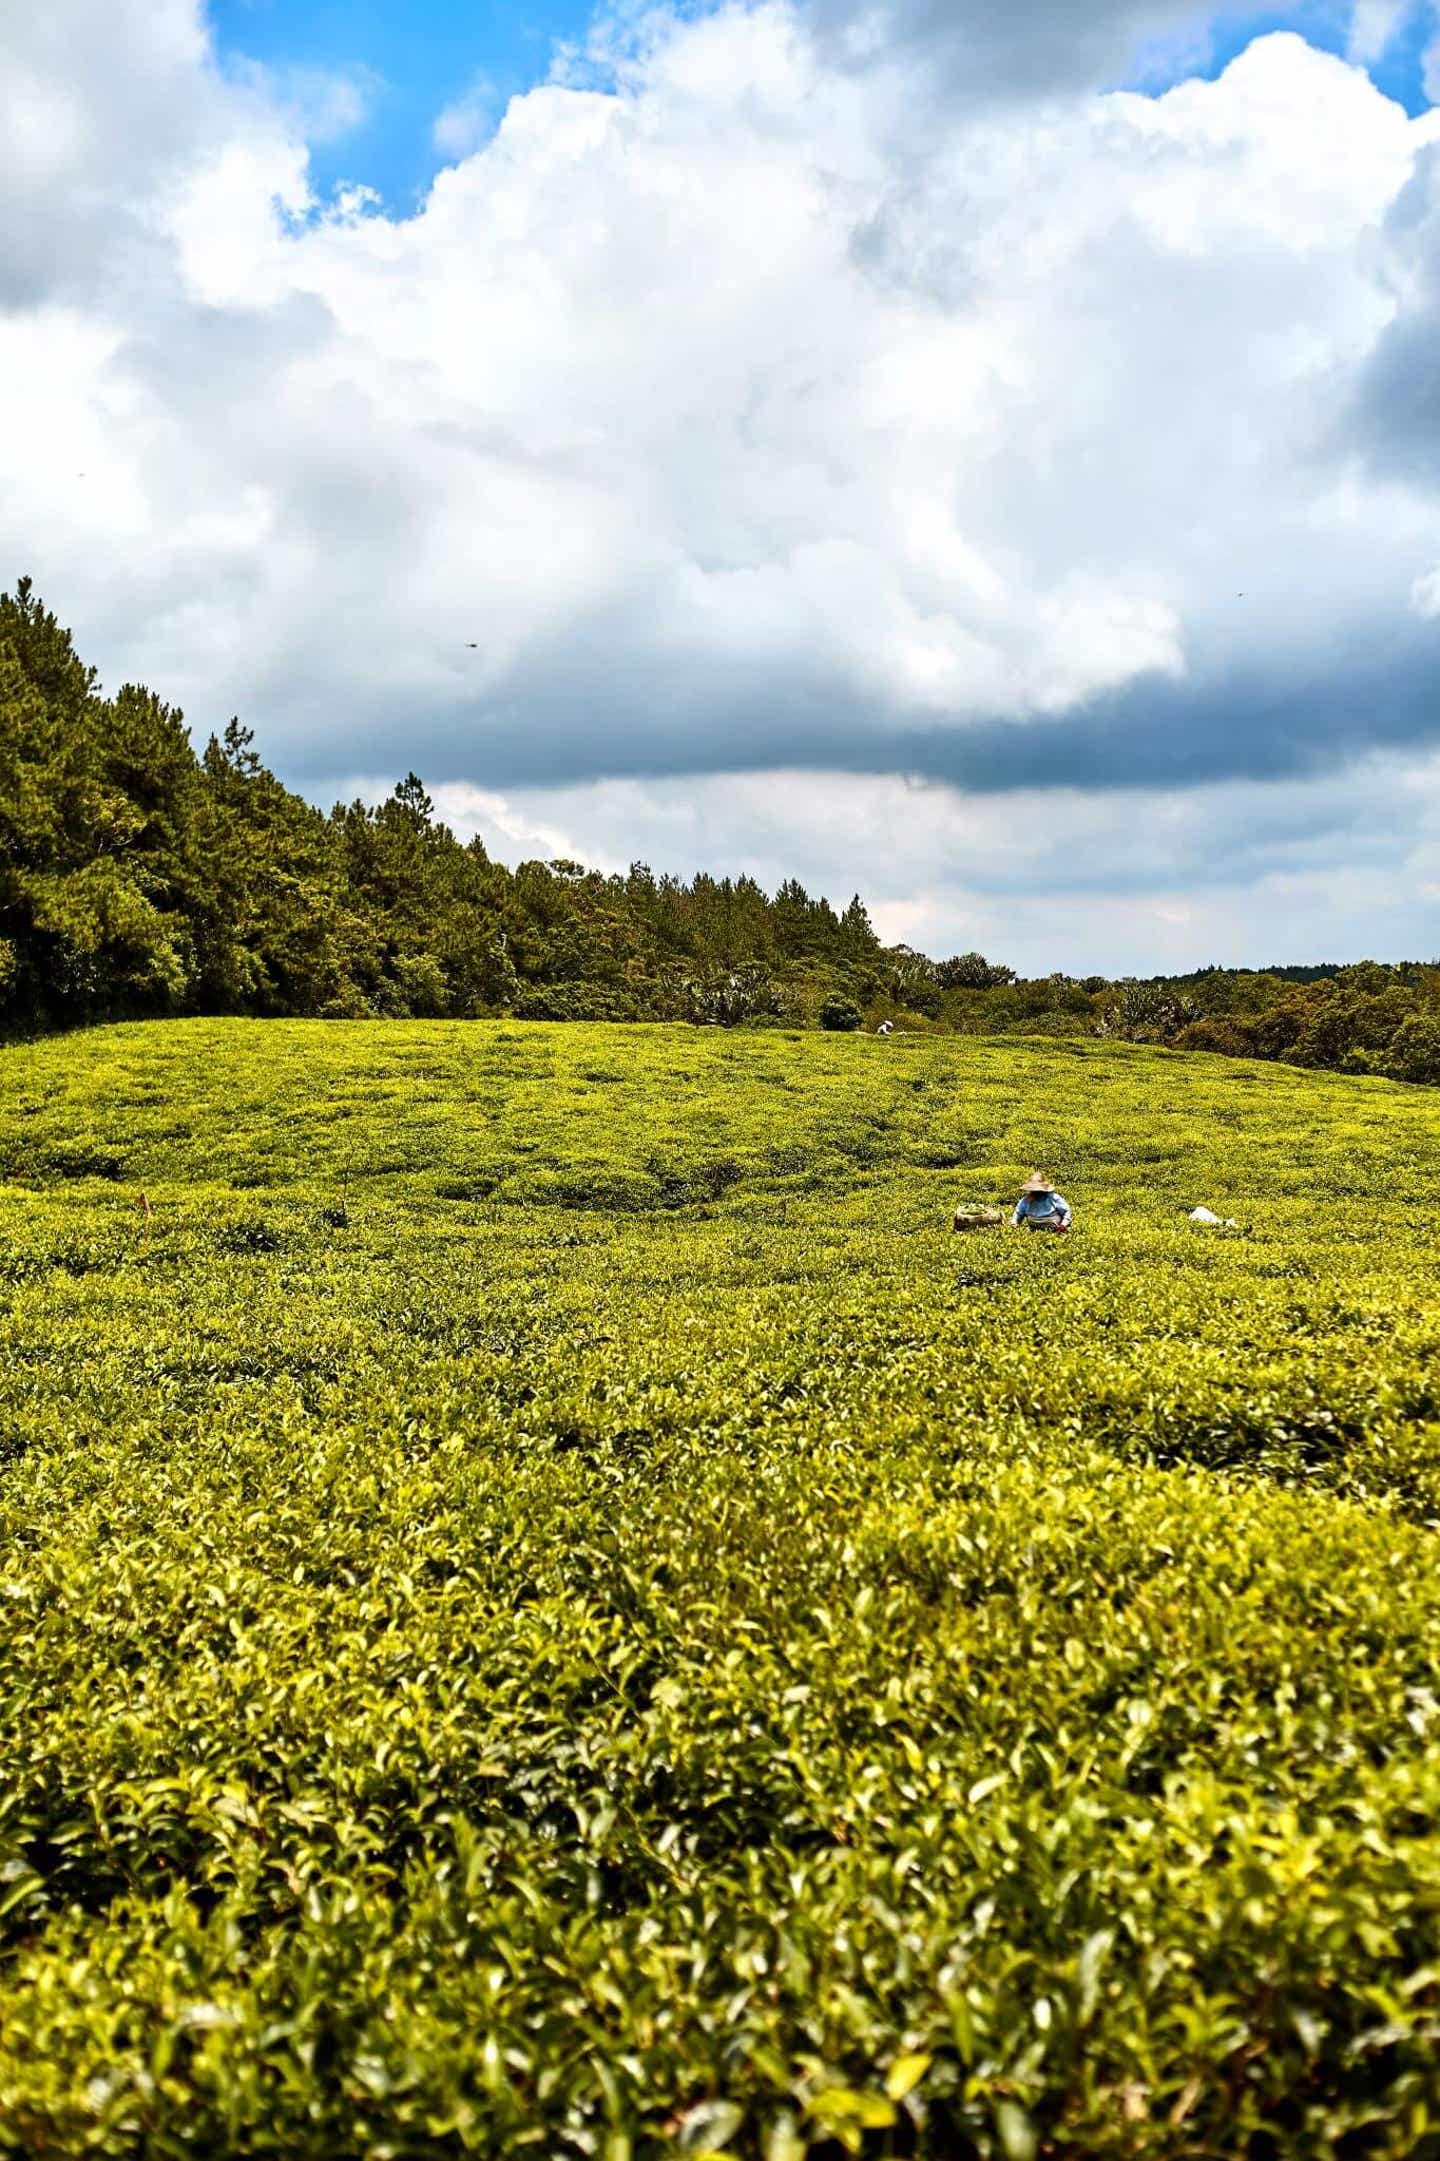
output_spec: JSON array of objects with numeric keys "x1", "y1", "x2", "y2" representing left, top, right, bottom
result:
[{"x1": 209, "y1": 0, "x2": 599, "y2": 207}]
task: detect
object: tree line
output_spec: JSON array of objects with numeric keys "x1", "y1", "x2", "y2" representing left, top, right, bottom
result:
[
  {"x1": 0, "y1": 577, "x2": 910, "y2": 1033},
  {"x1": 2, "y1": 576, "x2": 1437, "y2": 1081}
]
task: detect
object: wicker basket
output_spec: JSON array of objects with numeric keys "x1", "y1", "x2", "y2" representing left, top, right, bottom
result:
[{"x1": 952, "y1": 1205, "x2": 1004, "y2": 1232}]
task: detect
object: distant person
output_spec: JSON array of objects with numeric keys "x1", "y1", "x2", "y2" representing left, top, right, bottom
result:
[{"x1": 1012, "y1": 1172, "x2": 1072, "y2": 1234}]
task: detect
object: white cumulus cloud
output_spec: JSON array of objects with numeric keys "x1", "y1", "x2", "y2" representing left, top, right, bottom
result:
[{"x1": 5, "y1": 0, "x2": 1440, "y2": 963}]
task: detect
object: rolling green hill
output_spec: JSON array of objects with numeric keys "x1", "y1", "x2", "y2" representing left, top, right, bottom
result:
[{"x1": 2, "y1": 1021, "x2": 1439, "y2": 2157}]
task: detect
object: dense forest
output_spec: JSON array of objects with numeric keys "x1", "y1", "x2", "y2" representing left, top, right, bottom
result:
[{"x1": 3, "y1": 576, "x2": 1439, "y2": 1081}]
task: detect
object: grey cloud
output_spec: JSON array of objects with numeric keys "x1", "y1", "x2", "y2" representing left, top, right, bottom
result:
[
  {"x1": 1, "y1": 4, "x2": 219, "y2": 309},
  {"x1": 900, "y1": 642, "x2": 1440, "y2": 796},
  {"x1": 1351, "y1": 142, "x2": 1440, "y2": 482},
  {"x1": 1359, "y1": 312, "x2": 1440, "y2": 480},
  {"x1": 119, "y1": 294, "x2": 337, "y2": 415},
  {"x1": 804, "y1": 0, "x2": 1209, "y2": 97},
  {"x1": 269, "y1": 630, "x2": 1440, "y2": 803},
  {"x1": 802, "y1": 0, "x2": 1373, "y2": 104}
]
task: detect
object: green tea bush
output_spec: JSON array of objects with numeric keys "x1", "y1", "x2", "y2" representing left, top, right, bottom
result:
[
  {"x1": 1, "y1": 1019, "x2": 1439, "y2": 2156},
  {"x1": 215, "y1": 1214, "x2": 286, "y2": 1254},
  {"x1": 39, "y1": 1141, "x2": 127, "y2": 1181}
]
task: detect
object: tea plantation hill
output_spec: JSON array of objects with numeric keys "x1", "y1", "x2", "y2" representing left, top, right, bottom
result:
[{"x1": 2, "y1": 1017, "x2": 1439, "y2": 2158}]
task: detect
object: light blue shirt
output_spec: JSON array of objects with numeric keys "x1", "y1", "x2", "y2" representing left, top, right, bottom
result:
[{"x1": 1013, "y1": 1190, "x2": 1072, "y2": 1228}]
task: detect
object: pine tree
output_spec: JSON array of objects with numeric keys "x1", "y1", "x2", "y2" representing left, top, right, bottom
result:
[{"x1": 0, "y1": 581, "x2": 195, "y2": 1024}]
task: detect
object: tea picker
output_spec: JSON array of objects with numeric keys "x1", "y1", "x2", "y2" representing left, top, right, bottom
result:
[{"x1": 1012, "y1": 1172, "x2": 1072, "y2": 1234}]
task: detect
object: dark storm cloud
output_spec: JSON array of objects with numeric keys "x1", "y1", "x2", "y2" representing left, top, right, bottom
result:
[
  {"x1": 903, "y1": 640, "x2": 1440, "y2": 795},
  {"x1": 274, "y1": 628, "x2": 1440, "y2": 800}
]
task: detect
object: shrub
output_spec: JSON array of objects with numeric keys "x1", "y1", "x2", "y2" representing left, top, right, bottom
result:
[
  {"x1": 1107, "y1": 982, "x2": 1202, "y2": 1042},
  {"x1": 683, "y1": 967, "x2": 779, "y2": 1029},
  {"x1": 1174, "y1": 1016, "x2": 1258, "y2": 1058},
  {"x1": 1384, "y1": 1011, "x2": 1440, "y2": 1084},
  {"x1": 384, "y1": 951, "x2": 451, "y2": 1018},
  {"x1": 818, "y1": 993, "x2": 863, "y2": 1032},
  {"x1": 497, "y1": 1166, "x2": 666, "y2": 1212},
  {"x1": 215, "y1": 1214, "x2": 284, "y2": 1253},
  {"x1": 644, "y1": 1154, "x2": 745, "y2": 1207},
  {"x1": 936, "y1": 952, "x2": 1017, "y2": 990}
]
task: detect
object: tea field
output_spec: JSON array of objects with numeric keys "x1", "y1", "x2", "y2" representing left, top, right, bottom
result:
[{"x1": 2, "y1": 1018, "x2": 1439, "y2": 2160}]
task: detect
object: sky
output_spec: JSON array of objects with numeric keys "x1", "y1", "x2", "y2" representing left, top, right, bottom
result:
[{"x1": 4, "y1": 0, "x2": 1440, "y2": 973}]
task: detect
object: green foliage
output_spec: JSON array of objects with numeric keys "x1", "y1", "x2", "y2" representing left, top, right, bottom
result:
[
  {"x1": 0, "y1": 581, "x2": 198, "y2": 1022},
  {"x1": 1, "y1": 1021, "x2": 1439, "y2": 2155},
  {"x1": 1384, "y1": 1011, "x2": 1440, "y2": 1085},
  {"x1": 683, "y1": 966, "x2": 782, "y2": 1029},
  {"x1": 948, "y1": 966, "x2": 1440, "y2": 1087},
  {"x1": 819, "y1": 993, "x2": 863, "y2": 1033},
  {"x1": 936, "y1": 953, "x2": 1018, "y2": 991},
  {"x1": 215, "y1": 1213, "x2": 286, "y2": 1255}
]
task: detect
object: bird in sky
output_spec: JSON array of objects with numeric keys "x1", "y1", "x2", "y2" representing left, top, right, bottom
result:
[{"x1": 466, "y1": 641, "x2": 478, "y2": 648}]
